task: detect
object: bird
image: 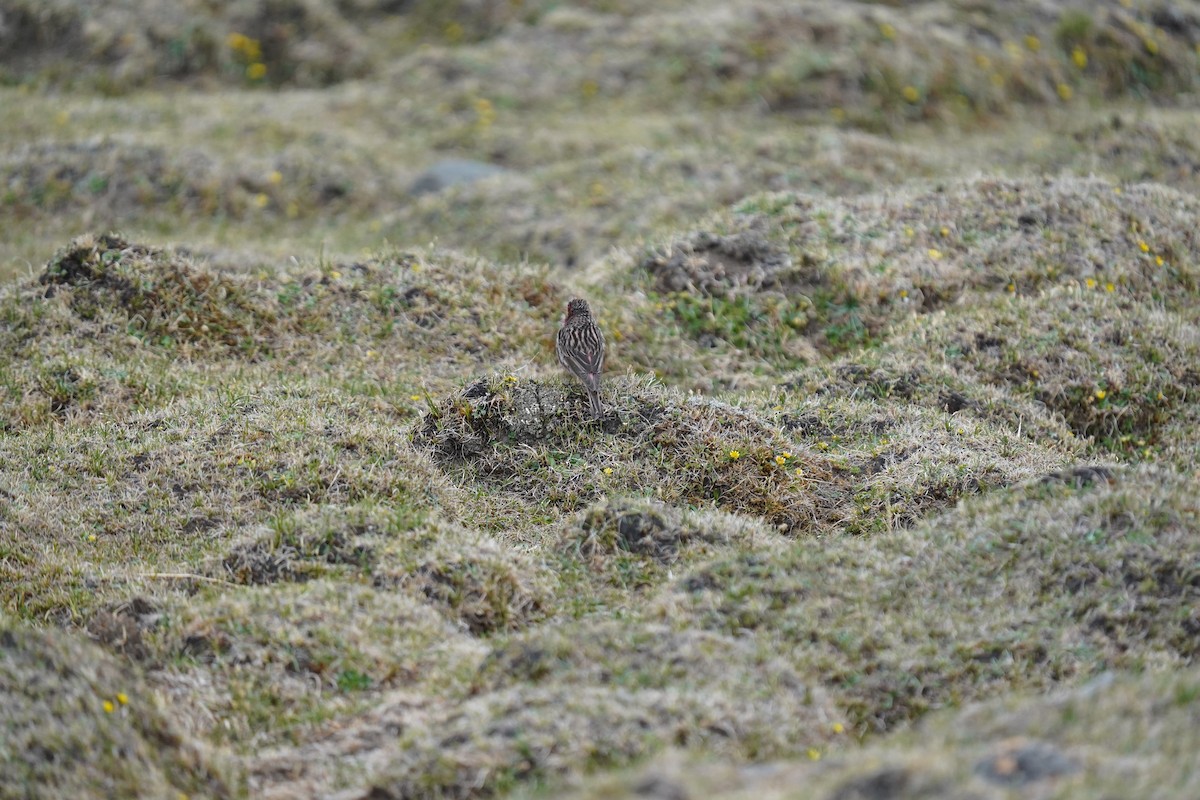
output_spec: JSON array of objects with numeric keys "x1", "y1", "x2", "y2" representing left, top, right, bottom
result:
[{"x1": 556, "y1": 297, "x2": 606, "y2": 419}]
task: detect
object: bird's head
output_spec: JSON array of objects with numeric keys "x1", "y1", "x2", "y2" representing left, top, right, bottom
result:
[{"x1": 564, "y1": 297, "x2": 592, "y2": 322}]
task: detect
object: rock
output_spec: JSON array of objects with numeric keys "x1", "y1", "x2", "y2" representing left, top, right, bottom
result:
[{"x1": 409, "y1": 158, "x2": 510, "y2": 195}]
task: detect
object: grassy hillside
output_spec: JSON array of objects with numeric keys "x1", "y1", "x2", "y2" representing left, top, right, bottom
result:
[{"x1": 2, "y1": 1, "x2": 1198, "y2": 798}]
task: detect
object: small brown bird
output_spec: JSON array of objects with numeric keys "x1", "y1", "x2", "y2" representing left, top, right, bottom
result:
[{"x1": 556, "y1": 297, "x2": 606, "y2": 419}]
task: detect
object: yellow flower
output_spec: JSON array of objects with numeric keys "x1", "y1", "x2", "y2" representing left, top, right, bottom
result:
[
  {"x1": 1155, "y1": 256, "x2": 1164, "y2": 266},
  {"x1": 832, "y1": 722, "x2": 845, "y2": 734},
  {"x1": 253, "y1": 193, "x2": 268, "y2": 208},
  {"x1": 246, "y1": 62, "x2": 267, "y2": 80},
  {"x1": 928, "y1": 248, "x2": 943, "y2": 260},
  {"x1": 729, "y1": 450, "x2": 741, "y2": 460},
  {"x1": 473, "y1": 97, "x2": 496, "y2": 127},
  {"x1": 782, "y1": 452, "x2": 791, "y2": 459},
  {"x1": 902, "y1": 85, "x2": 920, "y2": 103},
  {"x1": 117, "y1": 692, "x2": 129, "y2": 705},
  {"x1": 904, "y1": 226, "x2": 914, "y2": 237},
  {"x1": 87, "y1": 534, "x2": 97, "y2": 542},
  {"x1": 1072, "y1": 47, "x2": 1088, "y2": 68},
  {"x1": 794, "y1": 467, "x2": 804, "y2": 477},
  {"x1": 807, "y1": 748, "x2": 821, "y2": 761},
  {"x1": 410, "y1": 394, "x2": 421, "y2": 402},
  {"x1": 103, "y1": 700, "x2": 115, "y2": 713},
  {"x1": 899, "y1": 289, "x2": 908, "y2": 299},
  {"x1": 329, "y1": 270, "x2": 341, "y2": 280},
  {"x1": 879, "y1": 22, "x2": 896, "y2": 40},
  {"x1": 1139, "y1": 240, "x2": 1150, "y2": 252},
  {"x1": 1105, "y1": 282, "x2": 1115, "y2": 292},
  {"x1": 817, "y1": 441, "x2": 829, "y2": 450},
  {"x1": 939, "y1": 226, "x2": 950, "y2": 237},
  {"x1": 227, "y1": 32, "x2": 248, "y2": 51},
  {"x1": 1085, "y1": 277, "x2": 1096, "y2": 289},
  {"x1": 775, "y1": 455, "x2": 787, "y2": 465},
  {"x1": 603, "y1": 467, "x2": 613, "y2": 475},
  {"x1": 1095, "y1": 389, "x2": 1107, "y2": 400},
  {"x1": 1056, "y1": 82, "x2": 1073, "y2": 101},
  {"x1": 1006, "y1": 283, "x2": 1015, "y2": 293},
  {"x1": 1024, "y1": 34, "x2": 1041, "y2": 52},
  {"x1": 268, "y1": 170, "x2": 283, "y2": 185}
]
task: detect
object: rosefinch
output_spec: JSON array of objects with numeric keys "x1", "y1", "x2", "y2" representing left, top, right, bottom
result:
[{"x1": 556, "y1": 297, "x2": 606, "y2": 419}]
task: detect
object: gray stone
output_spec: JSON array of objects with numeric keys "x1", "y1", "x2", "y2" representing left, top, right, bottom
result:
[{"x1": 409, "y1": 158, "x2": 509, "y2": 195}]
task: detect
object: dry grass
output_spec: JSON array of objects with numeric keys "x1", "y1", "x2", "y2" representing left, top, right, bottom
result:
[{"x1": 3, "y1": 2, "x2": 1200, "y2": 799}]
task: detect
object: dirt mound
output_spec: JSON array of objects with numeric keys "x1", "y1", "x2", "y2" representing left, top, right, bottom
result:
[{"x1": 0, "y1": 620, "x2": 236, "y2": 799}]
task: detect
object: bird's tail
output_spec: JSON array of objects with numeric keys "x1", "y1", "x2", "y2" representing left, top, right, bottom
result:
[{"x1": 587, "y1": 387, "x2": 603, "y2": 420}]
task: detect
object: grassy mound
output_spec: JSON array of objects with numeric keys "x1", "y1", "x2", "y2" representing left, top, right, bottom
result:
[
  {"x1": 414, "y1": 373, "x2": 847, "y2": 532},
  {"x1": 556, "y1": 665, "x2": 1200, "y2": 800},
  {"x1": 0, "y1": 138, "x2": 395, "y2": 222},
  {"x1": 0, "y1": 620, "x2": 238, "y2": 799},
  {"x1": 390, "y1": 1, "x2": 1200, "y2": 126},
  {"x1": 0, "y1": 0, "x2": 372, "y2": 90},
  {"x1": 236, "y1": 463, "x2": 1198, "y2": 798},
  {"x1": 616, "y1": 175, "x2": 1200, "y2": 369},
  {"x1": 879, "y1": 289, "x2": 1200, "y2": 459},
  {"x1": 0, "y1": 234, "x2": 571, "y2": 429},
  {"x1": 146, "y1": 579, "x2": 484, "y2": 748},
  {"x1": 0, "y1": 383, "x2": 438, "y2": 622},
  {"x1": 658, "y1": 464, "x2": 1199, "y2": 732}
]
